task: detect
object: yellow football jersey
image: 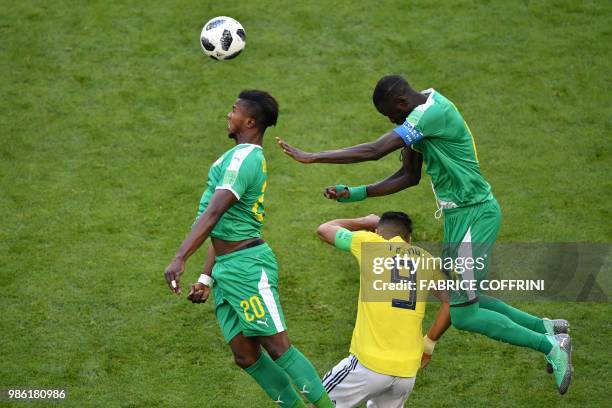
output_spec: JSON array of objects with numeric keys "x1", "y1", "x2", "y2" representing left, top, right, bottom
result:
[{"x1": 345, "y1": 230, "x2": 444, "y2": 378}]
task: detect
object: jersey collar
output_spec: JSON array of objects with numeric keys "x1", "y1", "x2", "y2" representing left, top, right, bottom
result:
[
  {"x1": 421, "y1": 88, "x2": 435, "y2": 96},
  {"x1": 238, "y1": 143, "x2": 262, "y2": 149},
  {"x1": 414, "y1": 89, "x2": 436, "y2": 112}
]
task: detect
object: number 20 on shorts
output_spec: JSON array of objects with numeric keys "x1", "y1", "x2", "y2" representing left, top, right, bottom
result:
[{"x1": 240, "y1": 295, "x2": 265, "y2": 321}]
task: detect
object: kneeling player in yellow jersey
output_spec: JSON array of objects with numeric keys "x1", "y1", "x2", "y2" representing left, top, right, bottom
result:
[{"x1": 317, "y1": 212, "x2": 451, "y2": 408}]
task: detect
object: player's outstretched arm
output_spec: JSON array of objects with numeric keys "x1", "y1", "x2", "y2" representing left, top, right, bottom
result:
[
  {"x1": 316, "y1": 215, "x2": 380, "y2": 245},
  {"x1": 276, "y1": 131, "x2": 404, "y2": 164},
  {"x1": 164, "y1": 189, "x2": 237, "y2": 294}
]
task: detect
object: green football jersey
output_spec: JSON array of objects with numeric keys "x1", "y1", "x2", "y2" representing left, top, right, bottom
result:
[
  {"x1": 196, "y1": 143, "x2": 267, "y2": 241},
  {"x1": 393, "y1": 89, "x2": 493, "y2": 208}
]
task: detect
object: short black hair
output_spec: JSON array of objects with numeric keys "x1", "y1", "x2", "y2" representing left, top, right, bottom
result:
[
  {"x1": 379, "y1": 211, "x2": 413, "y2": 238},
  {"x1": 238, "y1": 90, "x2": 279, "y2": 130},
  {"x1": 372, "y1": 75, "x2": 411, "y2": 106}
]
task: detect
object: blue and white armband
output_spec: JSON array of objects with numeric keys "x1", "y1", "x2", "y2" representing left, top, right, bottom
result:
[{"x1": 393, "y1": 120, "x2": 425, "y2": 145}]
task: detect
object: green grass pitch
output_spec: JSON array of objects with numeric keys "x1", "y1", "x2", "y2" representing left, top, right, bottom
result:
[{"x1": 1, "y1": 0, "x2": 610, "y2": 407}]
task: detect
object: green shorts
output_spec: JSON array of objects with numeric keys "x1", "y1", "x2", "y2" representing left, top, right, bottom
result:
[
  {"x1": 211, "y1": 243, "x2": 287, "y2": 343},
  {"x1": 443, "y1": 198, "x2": 501, "y2": 305}
]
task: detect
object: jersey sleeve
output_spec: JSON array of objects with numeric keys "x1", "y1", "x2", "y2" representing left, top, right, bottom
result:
[
  {"x1": 216, "y1": 148, "x2": 260, "y2": 200},
  {"x1": 334, "y1": 229, "x2": 382, "y2": 259},
  {"x1": 334, "y1": 228, "x2": 354, "y2": 252},
  {"x1": 393, "y1": 99, "x2": 445, "y2": 145}
]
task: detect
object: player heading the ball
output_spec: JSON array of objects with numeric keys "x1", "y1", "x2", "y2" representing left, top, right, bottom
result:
[{"x1": 164, "y1": 90, "x2": 334, "y2": 408}]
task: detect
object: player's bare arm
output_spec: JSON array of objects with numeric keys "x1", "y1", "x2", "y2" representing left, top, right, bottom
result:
[
  {"x1": 187, "y1": 245, "x2": 216, "y2": 303},
  {"x1": 323, "y1": 147, "x2": 423, "y2": 201},
  {"x1": 420, "y1": 299, "x2": 451, "y2": 369},
  {"x1": 316, "y1": 215, "x2": 380, "y2": 245},
  {"x1": 427, "y1": 299, "x2": 451, "y2": 341},
  {"x1": 276, "y1": 131, "x2": 404, "y2": 164},
  {"x1": 366, "y1": 147, "x2": 423, "y2": 196},
  {"x1": 164, "y1": 189, "x2": 237, "y2": 294}
]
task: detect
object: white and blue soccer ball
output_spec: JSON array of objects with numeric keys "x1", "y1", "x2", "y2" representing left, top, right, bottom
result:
[{"x1": 200, "y1": 16, "x2": 246, "y2": 61}]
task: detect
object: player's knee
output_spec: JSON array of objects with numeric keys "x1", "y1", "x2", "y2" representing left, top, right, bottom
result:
[
  {"x1": 260, "y1": 332, "x2": 291, "y2": 360},
  {"x1": 265, "y1": 342, "x2": 290, "y2": 360},
  {"x1": 233, "y1": 351, "x2": 260, "y2": 369}
]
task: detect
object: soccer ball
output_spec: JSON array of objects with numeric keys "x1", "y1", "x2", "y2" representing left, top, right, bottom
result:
[{"x1": 200, "y1": 16, "x2": 246, "y2": 61}]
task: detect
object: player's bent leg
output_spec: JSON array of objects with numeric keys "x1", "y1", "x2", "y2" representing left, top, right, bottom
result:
[
  {"x1": 214, "y1": 246, "x2": 317, "y2": 406},
  {"x1": 261, "y1": 333, "x2": 333, "y2": 408},
  {"x1": 451, "y1": 302, "x2": 573, "y2": 393},
  {"x1": 450, "y1": 302, "x2": 552, "y2": 354},
  {"x1": 229, "y1": 334, "x2": 306, "y2": 408},
  {"x1": 478, "y1": 294, "x2": 572, "y2": 378},
  {"x1": 479, "y1": 294, "x2": 547, "y2": 333},
  {"x1": 322, "y1": 355, "x2": 391, "y2": 408},
  {"x1": 366, "y1": 376, "x2": 415, "y2": 408},
  {"x1": 446, "y1": 200, "x2": 553, "y2": 354}
]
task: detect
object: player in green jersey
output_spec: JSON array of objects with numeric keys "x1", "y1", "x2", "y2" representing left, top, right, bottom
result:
[
  {"x1": 164, "y1": 90, "x2": 334, "y2": 408},
  {"x1": 276, "y1": 75, "x2": 572, "y2": 395}
]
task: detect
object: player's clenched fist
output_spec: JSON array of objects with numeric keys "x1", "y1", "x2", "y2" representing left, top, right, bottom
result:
[
  {"x1": 187, "y1": 283, "x2": 210, "y2": 304},
  {"x1": 323, "y1": 185, "x2": 350, "y2": 200}
]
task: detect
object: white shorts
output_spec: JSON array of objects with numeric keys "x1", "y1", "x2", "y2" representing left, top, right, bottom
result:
[{"x1": 321, "y1": 355, "x2": 415, "y2": 408}]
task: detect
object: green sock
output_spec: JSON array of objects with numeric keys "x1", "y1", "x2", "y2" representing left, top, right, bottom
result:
[
  {"x1": 244, "y1": 353, "x2": 306, "y2": 408},
  {"x1": 451, "y1": 302, "x2": 552, "y2": 354},
  {"x1": 479, "y1": 295, "x2": 547, "y2": 333},
  {"x1": 311, "y1": 392, "x2": 334, "y2": 408},
  {"x1": 274, "y1": 346, "x2": 334, "y2": 408}
]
